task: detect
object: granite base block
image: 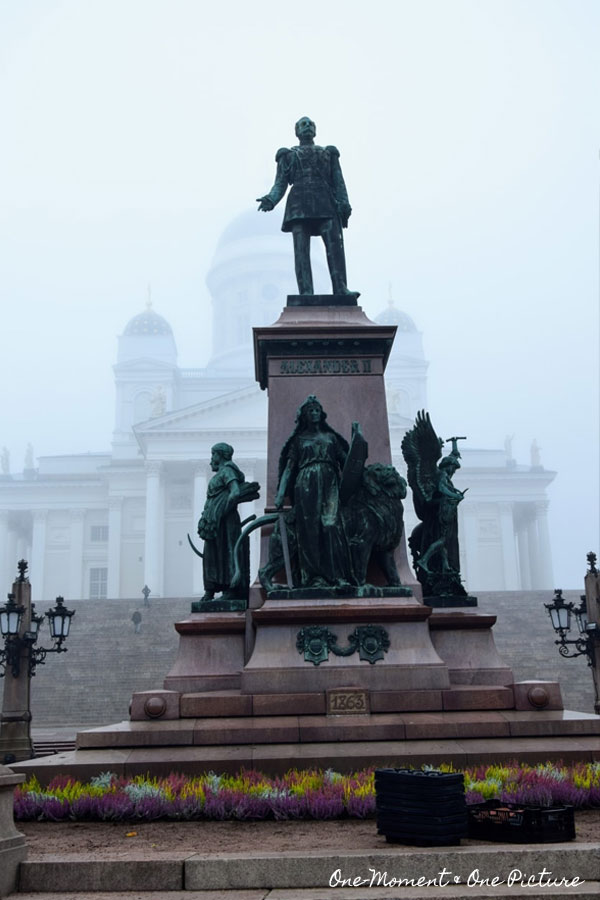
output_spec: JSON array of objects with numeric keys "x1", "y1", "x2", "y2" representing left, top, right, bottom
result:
[
  {"x1": 19, "y1": 860, "x2": 183, "y2": 893},
  {"x1": 252, "y1": 692, "x2": 326, "y2": 716},
  {"x1": 193, "y1": 716, "x2": 300, "y2": 746},
  {"x1": 10, "y1": 728, "x2": 600, "y2": 784},
  {"x1": 441, "y1": 685, "x2": 514, "y2": 710},
  {"x1": 369, "y1": 689, "x2": 443, "y2": 712},
  {"x1": 286, "y1": 292, "x2": 359, "y2": 307},
  {"x1": 425, "y1": 594, "x2": 478, "y2": 607},
  {"x1": 180, "y1": 691, "x2": 253, "y2": 718},
  {"x1": 0, "y1": 765, "x2": 27, "y2": 899},
  {"x1": 163, "y1": 613, "x2": 246, "y2": 694},
  {"x1": 513, "y1": 679, "x2": 564, "y2": 711},
  {"x1": 130, "y1": 689, "x2": 181, "y2": 721},
  {"x1": 0, "y1": 837, "x2": 27, "y2": 899}
]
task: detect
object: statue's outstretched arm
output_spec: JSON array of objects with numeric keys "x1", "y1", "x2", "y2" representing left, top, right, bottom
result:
[{"x1": 257, "y1": 148, "x2": 290, "y2": 211}]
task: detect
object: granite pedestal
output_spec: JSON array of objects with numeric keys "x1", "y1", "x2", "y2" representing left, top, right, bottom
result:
[{"x1": 13, "y1": 298, "x2": 598, "y2": 779}]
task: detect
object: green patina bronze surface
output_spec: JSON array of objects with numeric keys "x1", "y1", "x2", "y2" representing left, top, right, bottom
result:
[
  {"x1": 274, "y1": 396, "x2": 353, "y2": 591},
  {"x1": 296, "y1": 624, "x2": 390, "y2": 666},
  {"x1": 257, "y1": 117, "x2": 358, "y2": 298},
  {"x1": 401, "y1": 411, "x2": 472, "y2": 601},
  {"x1": 189, "y1": 443, "x2": 259, "y2": 611},
  {"x1": 258, "y1": 395, "x2": 409, "y2": 597}
]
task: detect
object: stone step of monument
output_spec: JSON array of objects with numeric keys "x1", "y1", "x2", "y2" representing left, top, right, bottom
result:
[
  {"x1": 14, "y1": 844, "x2": 600, "y2": 896},
  {"x1": 12, "y1": 893, "x2": 600, "y2": 900},
  {"x1": 166, "y1": 685, "x2": 516, "y2": 720},
  {"x1": 11, "y1": 888, "x2": 600, "y2": 900},
  {"x1": 24, "y1": 593, "x2": 597, "y2": 732},
  {"x1": 76, "y1": 708, "x2": 600, "y2": 752},
  {"x1": 11, "y1": 733, "x2": 600, "y2": 784},
  {"x1": 32, "y1": 739, "x2": 77, "y2": 758}
]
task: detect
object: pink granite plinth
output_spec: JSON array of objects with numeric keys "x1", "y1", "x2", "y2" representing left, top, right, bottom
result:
[
  {"x1": 513, "y1": 680, "x2": 564, "y2": 711},
  {"x1": 369, "y1": 689, "x2": 443, "y2": 713},
  {"x1": 441, "y1": 685, "x2": 514, "y2": 711},
  {"x1": 180, "y1": 691, "x2": 252, "y2": 718},
  {"x1": 173, "y1": 683, "x2": 520, "y2": 719},
  {"x1": 130, "y1": 689, "x2": 181, "y2": 721},
  {"x1": 428, "y1": 610, "x2": 513, "y2": 686},
  {"x1": 253, "y1": 303, "x2": 419, "y2": 594},
  {"x1": 75, "y1": 708, "x2": 600, "y2": 751},
  {"x1": 163, "y1": 613, "x2": 246, "y2": 693},
  {"x1": 242, "y1": 597, "x2": 449, "y2": 694},
  {"x1": 251, "y1": 692, "x2": 326, "y2": 716},
  {"x1": 12, "y1": 732, "x2": 600, "y2": 783}
]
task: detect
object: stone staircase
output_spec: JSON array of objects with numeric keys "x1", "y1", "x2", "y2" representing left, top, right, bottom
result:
[{"x1": 9, "y1": 844, "x2": 600, "y2": 897}]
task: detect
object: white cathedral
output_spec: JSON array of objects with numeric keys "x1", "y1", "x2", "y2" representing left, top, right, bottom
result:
[{"x1": 0, "y1": 211, "x2": 555, "y2": 603}]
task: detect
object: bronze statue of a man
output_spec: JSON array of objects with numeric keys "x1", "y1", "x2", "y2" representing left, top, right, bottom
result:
[
  {"x1": 257, "y1": 117, "x2": 357, "y2": 298},
  {"x1": 196, "y1": 443, "x2": 259, "y2": 603}
]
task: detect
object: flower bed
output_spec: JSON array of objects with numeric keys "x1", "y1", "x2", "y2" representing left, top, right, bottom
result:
[{"x1": 13, "y1": 762, "x2": 600, "y2": 823}]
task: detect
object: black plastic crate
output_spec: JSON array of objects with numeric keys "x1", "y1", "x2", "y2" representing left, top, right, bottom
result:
[
  {"x1": 375, "y1": 768, "x2": 467, "y2": 847},
  {"x1": 467, "y1": 800, "x2": 575, "y2": 843}
]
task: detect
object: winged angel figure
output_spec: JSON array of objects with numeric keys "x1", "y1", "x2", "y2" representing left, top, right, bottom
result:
[{"x1": 401, "y1": 411, "x2": 467, "y2": 598}]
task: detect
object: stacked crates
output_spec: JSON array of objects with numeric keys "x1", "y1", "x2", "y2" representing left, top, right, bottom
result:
[{"x1": 375, "y1": 768, "x2": 468, "y2": 846}]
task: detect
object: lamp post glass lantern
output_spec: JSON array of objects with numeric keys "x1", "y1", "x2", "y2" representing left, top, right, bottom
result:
[
  {"x1": 575, "y1": 596, "x2": 589, "y2": 634},
  {"x1": 544, "y1": 589, "x2": 574, "y2": 636},
  {"x1": 0, "y1": 565, "x2": 75, "y2": 679},
  {"x1": 0, "y1": 595, "x2": 24, "y2": 638},
  {"x1": 0, "y1": 561, "x2": 76, "y2": 762},
  {"x1": 544, "y1": 555, "x2": 600, "y2": 715},
  {"x1": 26, "y1": 605, "x2": 44, "y2": 641},
  {"x1": 46, "y1": 596, "x2": 74, "y2": 644}
]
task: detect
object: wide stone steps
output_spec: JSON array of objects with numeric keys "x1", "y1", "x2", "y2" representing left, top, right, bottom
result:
[
  {"x1": 9, "y1": 890, "x2": 600, "y2": 899},
  {"x1": 10, "y1": 844, "x2": 600, "y2": 896},
  {"x1": 32, "y1": 739, "x2": 77, "y2": 758},
  {"x1": 13, "y1": 734, "x2": 600, "y2": 785}
]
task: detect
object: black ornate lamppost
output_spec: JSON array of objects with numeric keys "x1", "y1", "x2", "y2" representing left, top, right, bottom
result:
[
  {"x1": 0, "y1": 561, "x2": 75, "y2": 761},
  {"x1": 544, "y1": 552, "x2": 600, "y2": 715}
]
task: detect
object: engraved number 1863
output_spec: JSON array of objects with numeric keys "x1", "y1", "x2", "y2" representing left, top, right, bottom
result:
[{"x1": 327, "y1": 690, "x2": 368, "y2": 715}]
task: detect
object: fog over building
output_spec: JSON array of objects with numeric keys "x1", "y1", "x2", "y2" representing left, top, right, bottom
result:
[{"x1": 0, "y1": 212, "x2": 555, "y2": 602}]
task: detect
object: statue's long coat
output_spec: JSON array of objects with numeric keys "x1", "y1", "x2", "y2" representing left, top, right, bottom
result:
[{"x1": 265, "y1": 144, "x2": 351, "y2": 235}]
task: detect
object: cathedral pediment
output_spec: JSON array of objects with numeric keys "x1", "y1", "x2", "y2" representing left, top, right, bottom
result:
[{"x1": 133, "y1": 385, "x2": 267, "y2": 454}]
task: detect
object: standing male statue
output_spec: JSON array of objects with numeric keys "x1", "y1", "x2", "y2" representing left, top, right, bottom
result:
[{"x1": 257, "y1": 117, "x2": 358, "y2": 298}]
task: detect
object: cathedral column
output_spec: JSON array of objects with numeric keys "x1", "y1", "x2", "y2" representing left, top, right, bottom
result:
[
  {"x1": 534, "y1": 499, "x2": 554, "y2": 589},
  {"x1": 31, "y1": 509, "x2": 48, "y2": 603},
  {"x1": 144, "y1": 462, "x2": 163, "y2": 596},
  {"x1": 516, "y1": 519, "x2": 531, "y2": 590},
  {"x1": 0, "y1": 511, "x2": 9, "y2": 595},
  {"x1": 527, "y1": 514, "x2": 541, "y2": 589},
  {"x1": 107, "y1": 497, "x2": 123, "y2": 599},
  {"x1": 6, "y1": 523, "x2": 18, "y2": 587},
  {"x1": 498, "y1": 502, "x2": 520, "y2": 590},
  {"x1": 69, "y1": 509, "x2": 85, "y2": 599},
  {"x1": 192, "y1": 465, "x2": 207, "y2": 595}
]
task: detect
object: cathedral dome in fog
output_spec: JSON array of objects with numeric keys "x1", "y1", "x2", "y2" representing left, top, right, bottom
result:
[
  {"x1": 206, "y1": 209, "x2": 326, "y2": 371},
  {"x1": 123, "y1": 304, "x2": 173, "y2": 337},
  {"x1": 215, "y1": 208, "x2": 282, "y2": 250},
  {"x1": 374, "y1": 301, "x2": 417, "y2": 333},
  {"x1": 118, "y1": 301, "x2": 177, "y2": 365}
]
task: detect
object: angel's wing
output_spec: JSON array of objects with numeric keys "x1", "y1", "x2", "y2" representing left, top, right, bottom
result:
[{"x1": 401, "y1": 410, "x2": 442, "y2": 521}]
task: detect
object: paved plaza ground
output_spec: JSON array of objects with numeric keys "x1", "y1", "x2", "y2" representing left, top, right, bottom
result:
[{"x1": 18, "y1": 810, "x2": 600, "y2": 858}]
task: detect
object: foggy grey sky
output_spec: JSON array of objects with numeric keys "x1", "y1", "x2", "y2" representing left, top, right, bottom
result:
[{"x1": 0, "y1": 0, "x2": 598, "y2": 586}]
